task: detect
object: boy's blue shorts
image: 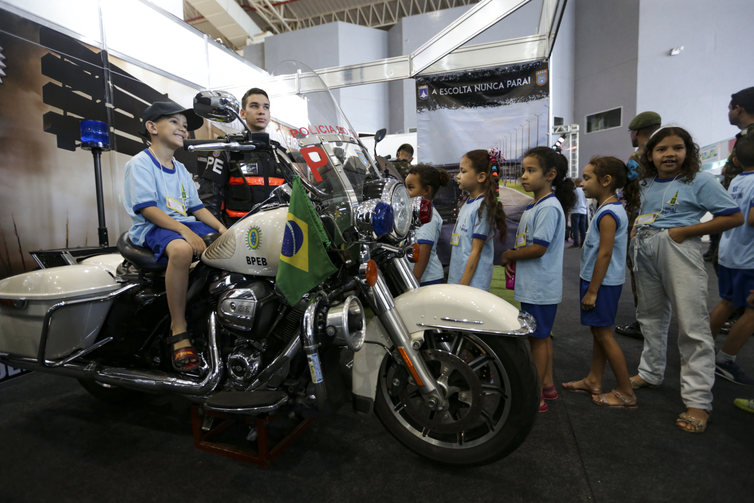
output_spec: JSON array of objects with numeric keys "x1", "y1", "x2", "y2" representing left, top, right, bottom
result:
[
  {"x1": 143, "y1": 221, "x2": 216, "y2": 264},
  {"x1": 520, "y1": 302, "x2": 558, "y2": 338},
  {"x1": 718, "y1": 265, "x2": 754, "y2": 308},
  {"x1": 579, "y1": 278, "x2": 623, "y2": 327},
  {"x1": 420, "y1": 278, "x2": 443, "y2": 286}
]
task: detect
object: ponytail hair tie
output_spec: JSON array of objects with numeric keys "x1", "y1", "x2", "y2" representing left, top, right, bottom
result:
[{"x1": 626, "y1": 159, "x2": 640, "y2": 181}]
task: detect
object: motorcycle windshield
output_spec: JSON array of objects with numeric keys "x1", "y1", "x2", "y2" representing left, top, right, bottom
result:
[{"x1": 265, "y1": 61, "x2": 382, "y2": 242}]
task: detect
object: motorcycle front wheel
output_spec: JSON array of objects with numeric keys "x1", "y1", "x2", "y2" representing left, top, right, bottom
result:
[{"x1": 374, "y1": 332, "x2": 539, "y2": 466}]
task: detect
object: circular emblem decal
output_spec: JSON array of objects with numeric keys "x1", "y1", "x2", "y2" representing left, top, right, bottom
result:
[
  {"x1": 247, "y1": 227, "x2": 262, "y2": 250},
  {"x1": 282, "y1": 221, "x2": 304, "y2": 258}
]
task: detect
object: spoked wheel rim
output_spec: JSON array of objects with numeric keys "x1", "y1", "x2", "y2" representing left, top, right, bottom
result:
[{"x1": 379, "y1": 331, "x2": 512, "y2": 449}]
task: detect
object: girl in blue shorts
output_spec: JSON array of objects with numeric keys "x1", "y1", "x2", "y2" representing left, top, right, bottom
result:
[
  {"x1": 563, "y1": 156, "x2": 639, "y2": 408},
  {"x1": 405, "y1": 165, "x2": 450, "y2": 286},
  {"x1": 630, "y1": 126, "x2": 743, "y2": 433},
  {"x1": 500, "y1": 147, "x2": 576, "y2": 412},
  {"x1": 448, "y1": 150, "x2": 507, "y2": 290}
]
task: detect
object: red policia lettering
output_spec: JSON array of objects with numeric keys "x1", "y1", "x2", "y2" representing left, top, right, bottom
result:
[
  {"x1": 300, "y1": 146, "x2": 328, "y2": 182},
  {"x1": 289, "y1": 125, "x2": 358, "y2": 139}
]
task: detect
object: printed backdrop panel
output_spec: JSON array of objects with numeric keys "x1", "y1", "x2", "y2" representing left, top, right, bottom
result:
[{"x1": 416, "y1": 61, "x2": 550, "y2": 168}]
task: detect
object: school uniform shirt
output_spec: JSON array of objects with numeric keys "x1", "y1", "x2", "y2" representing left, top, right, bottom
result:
[
  {"x1": 719, "y1": 171, "x2": 754, "y2": 269},
  {"x1": 580, "y1": 201, "x2": 628, "y2": 285},
  {"x1": 636, "y1": 172, "x2": 740, "y2": 229},
  {"x1": 573, "y1": 187, "x2": 588, "y2": 215},
  {"x1": 124, "y1": 150, "x2": 204, "y2": 246},
  {"x1": 448, "y1": 195, "x2": 495, "y2": 290},
  {"x1": 411, "y1": 206, "x2": 444, "y2": 283},
  {"x1": 514, "y1": 193, "x2": 566, "y2": 305}
]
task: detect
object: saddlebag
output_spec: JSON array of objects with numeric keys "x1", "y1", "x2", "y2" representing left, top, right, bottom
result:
[{"x1": 0, "y1": 265, "x2": 120, "y2": 359}]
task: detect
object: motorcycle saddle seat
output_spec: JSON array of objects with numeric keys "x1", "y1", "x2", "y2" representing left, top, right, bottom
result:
[{"x1": 116, "y1": 232, "x2": 220, "y2": 272}]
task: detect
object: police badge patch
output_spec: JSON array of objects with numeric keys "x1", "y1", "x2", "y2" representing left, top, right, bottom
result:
[
  {"x1": 536, "y1": 69, "x2": 548, "y2": 86},
  {"x1": 247, "y1": 227, "x2": 262, "y2": 250},
  {"x1": 418, "y1": 85, "x2": 429, "y2": 100},
  {"x1": 357, "y1": 150, "x2": 370, "y2": 167}
]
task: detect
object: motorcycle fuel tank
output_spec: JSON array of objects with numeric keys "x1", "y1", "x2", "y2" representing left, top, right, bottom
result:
[{"x1": 202, "y1": 206, "x2": 287, "y2": 276}]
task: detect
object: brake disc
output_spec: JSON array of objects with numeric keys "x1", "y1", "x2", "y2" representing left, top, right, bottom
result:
[{"x1": 399, "y1": 349, "x2": 484, "y2": 434}]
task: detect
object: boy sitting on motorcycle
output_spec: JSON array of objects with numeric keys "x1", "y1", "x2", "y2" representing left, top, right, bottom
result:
[{"x1": 124, "y1": 102, "x2": 227, "y2": 372}]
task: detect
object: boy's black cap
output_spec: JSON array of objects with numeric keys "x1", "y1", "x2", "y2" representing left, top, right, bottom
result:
[{"x1": 140, "y1": 102, "x2": 203, "y2": 134}]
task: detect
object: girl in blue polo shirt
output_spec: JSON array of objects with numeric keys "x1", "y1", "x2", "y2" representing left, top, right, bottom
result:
[
  {"x1": 629, "y1": 126, "x2": 743, "y2": 433},
  {"x1": 448, "y1": 150, "x2": 507, "y2": 290},
  {"x1": 405, "y1": 165, "x2": 450, "y2": 285},
  {"x1": 500, "y1": 147, "x2": 576, "y2": 412},
  {"x1": 563, "y1": 156, "x2": 639, "y2": 409}
]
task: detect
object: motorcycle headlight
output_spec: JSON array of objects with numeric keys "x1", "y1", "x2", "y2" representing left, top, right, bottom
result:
[{"x1": 387, "y1": 182, "x2": 411, "y2": 238}]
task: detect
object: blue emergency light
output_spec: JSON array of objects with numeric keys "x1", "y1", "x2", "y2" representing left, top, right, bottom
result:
[{"x1": 80, "y1": 120, "x2": 110, "y2": 150}]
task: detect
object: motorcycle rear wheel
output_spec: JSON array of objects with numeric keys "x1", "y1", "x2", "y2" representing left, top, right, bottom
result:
[{"x1": 374, "y1": 332, "x2": 539, "y2": 466}]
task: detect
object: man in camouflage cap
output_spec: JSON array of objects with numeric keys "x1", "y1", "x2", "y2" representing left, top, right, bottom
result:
[
  {"x1": 391, "y1": 143, "x2": 415, "y2": 179},
  {"x1": 615, "y1": 111, "x2": 662, "y2": 340}
]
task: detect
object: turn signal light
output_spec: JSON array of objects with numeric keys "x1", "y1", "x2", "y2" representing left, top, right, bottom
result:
[
  {"x1": 365, "y1": 259, "x2": 378, "y2": 287},
  {"x1": 419, "y1": 199, "x2": 432, "y2": 224},
  {"x1": 412, "y1": 242, "x2": 420, "y2": 263},
  {"x1": 398, "y1": 347, "x2": 425, "y2": 386}
]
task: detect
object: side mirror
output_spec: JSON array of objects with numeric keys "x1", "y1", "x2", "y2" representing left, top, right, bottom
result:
[
  {"x1": 193, "y1": 90, "x2": 240, "y2": 123},
  {"x1": 374, "y1": 128, "x2": 387, "y2": 144}
]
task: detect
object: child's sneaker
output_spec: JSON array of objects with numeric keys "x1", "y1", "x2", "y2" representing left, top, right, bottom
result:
[
  {"x1": 733, "y1": 398, "x2": 754, "y2": 414},
  {"x1": 715, "y1": 360, "x2": 754, "y2": 386}
]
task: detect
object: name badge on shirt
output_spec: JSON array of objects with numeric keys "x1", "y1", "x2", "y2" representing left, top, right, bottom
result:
[
  {"x1": 450, "y1": 233, "x2": 460, "y2": 246},
  {"x1": 166, "y1": 196, "x2": 187, "y2": 216},
  {"x1": 515, "y1": 233, "x2": 526, "y2": 249},
  {"x1": 635, "y1": 212, "x2": 658, "y2": 226}
]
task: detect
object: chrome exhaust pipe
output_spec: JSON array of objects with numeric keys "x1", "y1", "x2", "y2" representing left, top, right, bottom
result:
[{"x1": 1, "y1": 313, "x2": 224, "y2": 397}]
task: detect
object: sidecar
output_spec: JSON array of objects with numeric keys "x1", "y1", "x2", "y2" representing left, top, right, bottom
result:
[{"x1": 0, "y1": 262, "x2": 121, "y2": 360}]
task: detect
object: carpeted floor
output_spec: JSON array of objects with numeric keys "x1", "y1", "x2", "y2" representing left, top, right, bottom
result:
[{"x1": 0, "y1": 246, "x2": 751, "y2": 503}]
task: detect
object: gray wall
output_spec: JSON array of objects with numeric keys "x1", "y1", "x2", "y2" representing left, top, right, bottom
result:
[
  {"x1": 550, "y1": 0, "x2": 575, "y2": 129},
  {"x1": 636, "y1": 0, "x2": 754, "y2": 146},
  {"x1": 262, "y1": 22, "x2": 388, "y2": 133},
  {"x1": 337, "y1": 23, "x2": 389, "y2": 134},
  {"x1": 573, "y1": 0, "x2": 640, "y2": 171}
]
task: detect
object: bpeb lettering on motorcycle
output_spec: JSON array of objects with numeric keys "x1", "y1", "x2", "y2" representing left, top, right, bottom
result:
[{"x1": 0, "y1": 61, "x2": 539, "y2": 466}]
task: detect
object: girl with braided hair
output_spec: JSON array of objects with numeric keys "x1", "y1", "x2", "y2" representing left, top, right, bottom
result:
[{"x1": 447, "y1": 149, "x2": 508, "y2": 290}]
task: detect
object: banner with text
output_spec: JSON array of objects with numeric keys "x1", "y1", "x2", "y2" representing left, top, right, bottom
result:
[{"x1": 416, "y1": 61, "x2": 550, "y2": 169}]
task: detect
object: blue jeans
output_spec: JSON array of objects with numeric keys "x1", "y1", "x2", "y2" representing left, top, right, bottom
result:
[{"x1": 570, "y1": 213, "x2": 587, "y2": 246}]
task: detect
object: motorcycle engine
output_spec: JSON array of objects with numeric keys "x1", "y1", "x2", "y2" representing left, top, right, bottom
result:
[
  {"x1": 213, "y1": 278, "x2": 277, "y2": 339},
  {"x1": 227, "y1": 344, "x2": 262, "y2": 388}
]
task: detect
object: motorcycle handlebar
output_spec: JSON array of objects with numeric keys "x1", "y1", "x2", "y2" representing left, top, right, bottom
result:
[
  {"x1": 183, "y1": 139, "x2": 224, "y2": 149},
  {"x1": 185, "y1": 141, "x2": 259, "y2": 153}
]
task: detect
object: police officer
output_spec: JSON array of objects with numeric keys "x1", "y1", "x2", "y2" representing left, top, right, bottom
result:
[
  {"x1": 391, "y1": 143, "x2": 414, "y2": 179},
  {"x1": 198, "y1": 87, "x2": 287, "y2": 226}
]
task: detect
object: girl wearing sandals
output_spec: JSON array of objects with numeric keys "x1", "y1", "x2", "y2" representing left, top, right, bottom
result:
[
  {"x1": 500, "y1": 148, "x2": 576, "y2": 412},
  {"x1": 630, "y1": 126, "x2": 743, "y2": 432},
  {"x1": 563, "y1": 157, "x2": 640, "y2": 408}
]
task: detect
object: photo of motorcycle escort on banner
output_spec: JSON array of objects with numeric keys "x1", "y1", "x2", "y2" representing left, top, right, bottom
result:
[{"x1": 416, "y1": 61, "x2": 550, "y2": 265}]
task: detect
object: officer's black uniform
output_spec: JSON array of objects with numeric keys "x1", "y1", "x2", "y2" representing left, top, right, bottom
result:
[{"x1": 197, "y1": 139, "x2": 287, "y2": 226}]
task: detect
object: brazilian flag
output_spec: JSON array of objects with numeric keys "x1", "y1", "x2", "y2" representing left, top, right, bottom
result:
[{"x1": 276, "y1": 177, "x2": 338, "y2": 305}]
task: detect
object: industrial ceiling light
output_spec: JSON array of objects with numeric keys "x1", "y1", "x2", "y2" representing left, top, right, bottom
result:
[{"x1": 669, "y1": 46, "x2": 684, "y2": 56}]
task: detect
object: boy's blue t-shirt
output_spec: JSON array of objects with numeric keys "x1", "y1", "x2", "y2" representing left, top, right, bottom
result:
[
  {"x1": 514, "y1": 194, "x2": 565, "y2": 305},
  {"x1": 448, "y1": 195, "x2": 495, "y2": 290},
  {"x1": 124, "y1": 149, "x2": 204, "y2": 246},
  {"x1": 637, "y1": 172, "x2": 740, "y2": 229},
  {"x1": 411, "y1": 206, "x2": 444, "y2": 283},
  {"x1": 580, "y1": 201, "x2": 627, "y2": 285},
  {"x1": 720, "y1": 171, "x2": 754, "y2": 270}
]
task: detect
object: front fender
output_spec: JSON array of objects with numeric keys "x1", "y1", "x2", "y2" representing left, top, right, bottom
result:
[{"x1": 352, "y1": 284, "x2": 534, "y2": 404}]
